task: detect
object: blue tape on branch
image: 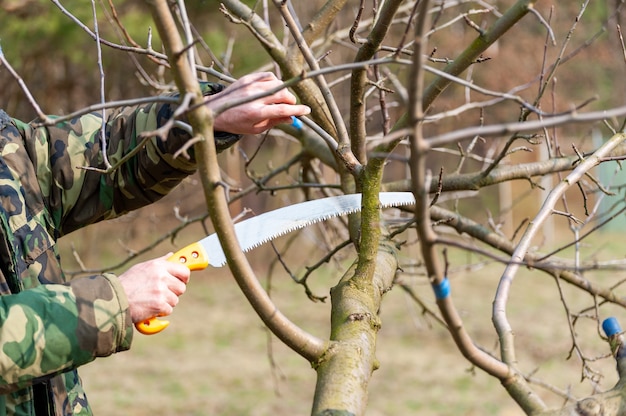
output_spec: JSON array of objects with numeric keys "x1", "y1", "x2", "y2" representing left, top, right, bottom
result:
[
  {"x1": 432, "y1": 278, "x2": 450, "y2": 300},
  {"x1": 602, "y1": 317, "x2": 622, "y2": 337},
  {"x1": 291, "y1": 116, "x2": 303, "y2": 130}
]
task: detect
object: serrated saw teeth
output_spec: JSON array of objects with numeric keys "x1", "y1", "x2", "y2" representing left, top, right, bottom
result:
[{"x1": 197, "y1": 192, "x2": 416, "y2": 268}]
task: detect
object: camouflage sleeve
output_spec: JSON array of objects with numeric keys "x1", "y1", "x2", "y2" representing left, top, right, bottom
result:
[
  {"x1": 0, "y1": 83, "x2": 237, "y2": 391},
  {"x1": 18, "y1": 81, "x2": 240, "y2": 235},
  {"x1": 0, "y1": 273, "x2": 131, "y2": 394}
]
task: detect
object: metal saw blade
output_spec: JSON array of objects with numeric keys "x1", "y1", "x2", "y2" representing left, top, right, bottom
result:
[{"x1": 199, "y1": 192, "x2": 415, "y2": 267}]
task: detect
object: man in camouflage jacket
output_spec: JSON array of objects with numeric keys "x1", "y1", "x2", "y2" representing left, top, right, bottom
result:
[{"x1": 0, "y1": 72, "x2": 310, "y2": 416}]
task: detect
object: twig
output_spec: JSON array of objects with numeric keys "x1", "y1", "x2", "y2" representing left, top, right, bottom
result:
[
  {"x1": 0, "y1": 46, "x2": 52, "y2": 123},
  {"x1": 31, "y1": 96, "x2": 179, "y2": 128},
  {"x1": 396, "y1": 281, "x2": 448, "y2": 328},
  {"x1": 147, "y1": 0, "x2": 326, "y2": 363},
  {"x1": 273, "y1": 0, "x2": 360, "y2": 174},
  {"x1": 493, "y1": 132, "x2": 626, "y2": 370},
  {"x1": 407, "y1": 0, "x2": 514, "y2": 393},
  {"x1": 427, "y1": 104, "x2": 626, "y2": 147},
  {"x1": 618, "y1": 24, "x2": 626, "y2": 63},
  {"x1": 554, "y1": 274, "x2": 603, "y2": 386}
]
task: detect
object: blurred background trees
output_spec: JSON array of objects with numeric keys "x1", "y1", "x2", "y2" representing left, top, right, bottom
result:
[{"x1": 3, "y1": 0, "x2": 626, "y2": 414}]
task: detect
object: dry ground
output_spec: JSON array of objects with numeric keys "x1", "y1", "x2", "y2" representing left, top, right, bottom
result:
[
  {"x1": 78, "y1": 265, "x2": 518, "y2": 416},
  {"x1": 69, "y1": 223, "x2": 623, "y2": 415}
]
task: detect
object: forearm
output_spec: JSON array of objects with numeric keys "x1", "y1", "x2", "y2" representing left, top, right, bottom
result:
[{"x1": 14, "y1": 83, "x2": 240, "y2": 235}]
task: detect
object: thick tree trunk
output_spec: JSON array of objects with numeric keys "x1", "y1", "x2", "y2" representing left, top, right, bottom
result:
[{"x1": 311, "y1": 243, "x2": 397, "y2": 415}]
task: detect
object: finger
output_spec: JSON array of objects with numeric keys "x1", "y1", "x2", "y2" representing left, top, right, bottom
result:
[
  {"x1": 168, "y1": 278, "x2": 187, "y2": 297},
  {"x1": 238, "y1": 71, "x2": 277, "y2": 86},
  {"x1": 166, "y1": 291, "x2": 181, "y2": 307},
  {"x1": 250, "y1": 71, "x2": 278, "y2": 82},
  {"x1": 253, "y1": 71, "x2": 279, "y2": 82},
  {"x1": 263, "y1": 89, "x2": 298, "y2": 105},
  {"x1": 163, "y1": 260, "x2": 191, "y2": 284},
  {"x1": 149, "y1": 293, "x2": 175, "y2": 318},
  {"x1": 261, "y1": 104, "x2": 311, "y2": 119},
  {"x1": 291, "y1": 104, "x2": 311, "y2": 117},
  {"x1": 159, "y1": 302, "x2": 174, "y2": 317},
  {"x1": 156, "y1": 286, "x2": 182, "y2": 314}
]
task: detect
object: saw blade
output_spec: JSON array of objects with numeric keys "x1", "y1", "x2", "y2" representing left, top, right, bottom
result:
[{"x1": 200, "y1": 192, "x2": 415, "y2": 267}]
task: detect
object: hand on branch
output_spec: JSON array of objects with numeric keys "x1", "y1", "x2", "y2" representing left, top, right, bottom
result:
[
  {"x1": 118, "y1": 253, "x2": 191, "y2": 323},
  {"x1": 210, "y1": 72, "x2": 311, "y2": 135}
]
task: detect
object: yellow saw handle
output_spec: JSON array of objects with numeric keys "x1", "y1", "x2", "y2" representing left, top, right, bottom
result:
[{"x1": 135, "y1": 242, "x2": 210, "y2": 335}]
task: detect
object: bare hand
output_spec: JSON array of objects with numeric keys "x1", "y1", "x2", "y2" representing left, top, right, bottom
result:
[
  {"x1": 118, "y1": 254, "x2": 190, "y2": 323},
  {"x1": 211, "y1": 72, "x2": 311, "y2": 135}
]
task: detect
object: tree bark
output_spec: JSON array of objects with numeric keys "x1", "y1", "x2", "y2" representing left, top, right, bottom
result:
[{"x1": 311, "y1": 243, "x2": 397, "y2": 416}]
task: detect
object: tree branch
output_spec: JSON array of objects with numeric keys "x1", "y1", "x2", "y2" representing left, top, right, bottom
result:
[
  {"x1": 145, "y1": 0, "x2": 325, "y2": 362},
  {"x1": 311, "y1": 243, "x2": 398, "y2": 415}
]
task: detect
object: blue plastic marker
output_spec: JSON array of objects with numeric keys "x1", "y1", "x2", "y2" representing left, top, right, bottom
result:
[
  {"x1": 291, "y1": 116, "x2": 303, "y2": 130},
  {"x1": 432, "y1": 277, "x2": 450, "y2": 300},
  {"x1": 603, "y1": 317, "x2": 622, "y2": 337}
]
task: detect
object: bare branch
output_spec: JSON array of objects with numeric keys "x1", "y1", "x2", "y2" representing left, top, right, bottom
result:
[
  {"x1": 0, "y1": 47, "x2": 52, "y2": 123},
  {"x1": 146, "y1": 0, "x2": 325, "y2": 362},
  {"x1": 493, "y1": 132, "x2": 626, "y2": 388}
]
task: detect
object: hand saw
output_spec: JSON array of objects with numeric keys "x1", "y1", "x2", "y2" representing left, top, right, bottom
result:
[{"x1": 136, "y1": 191, "x2": 416, "y2": 335}]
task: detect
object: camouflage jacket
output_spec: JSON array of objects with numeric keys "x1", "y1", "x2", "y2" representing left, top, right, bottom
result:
[{"x1": 0, "y1": 83, "x2": 239, "y2": 416}]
